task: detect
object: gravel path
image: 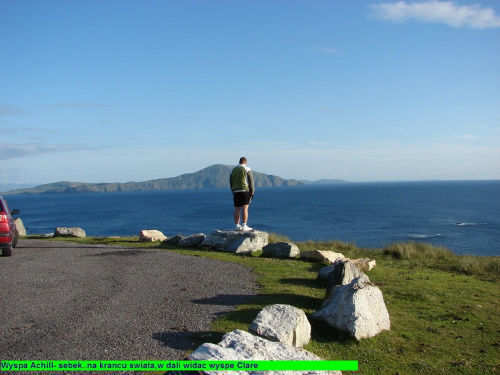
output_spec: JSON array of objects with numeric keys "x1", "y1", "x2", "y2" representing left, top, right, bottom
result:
[{"x1": 0, "y1": 239, "x2": 256, "y2": 366}]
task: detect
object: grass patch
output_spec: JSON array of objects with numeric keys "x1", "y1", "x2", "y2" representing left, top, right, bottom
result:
[
  {"x1": 25, "y1": 235, "x2": 500, "y2": 374},
  {"x1": 383, "y1": 241, "x2": 500, "y2": 283}
]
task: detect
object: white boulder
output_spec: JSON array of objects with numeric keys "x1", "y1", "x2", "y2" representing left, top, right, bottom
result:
[
  {"x1": 249, "y1": 304, "x2": 311, "y2": 347},
  {"x1": 300, "y1": 250, "x2": 345, "y2": 264},
  {"x1": 189, "y1": 329, "x2": 342, "y2": 375},
  {"x1": 54, "y1": 227, "x2": 86, "y2": 238},
  {"x1": 350, "y1": 258, "x2": 377, "y2": 272},
  {"x1": 201, "y1": 229, "x2": 268, "y2": 254},
  {"x1": 313, "y1": 277, "x2": 390, "y2": 340},
  {"x1": 139, "y1": 230, "x2": 167, "y2": 242},
  {"x1": 14, "y1": 218, "x2": 26, "y2": 237}
]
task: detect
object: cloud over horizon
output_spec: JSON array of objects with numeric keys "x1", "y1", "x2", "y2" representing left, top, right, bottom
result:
[
  {"x1": 0, "y1": 142, "x2": 100, "y2": 160},
  {"x1": 370, "y1": 1, "x2": 500, "y2": 29}
]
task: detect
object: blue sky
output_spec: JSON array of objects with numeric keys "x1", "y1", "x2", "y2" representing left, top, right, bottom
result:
[{"x1": 1, "y1": 0, "x2": 499, "y2": 184}]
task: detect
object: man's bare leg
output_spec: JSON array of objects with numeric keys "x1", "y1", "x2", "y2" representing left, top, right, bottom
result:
[
  {"x1": 241, "y1": 205, "x2": 249, "y2": 224},
  {"x1": 234, "y1": 207, "x2": 242, "y2": 224}
]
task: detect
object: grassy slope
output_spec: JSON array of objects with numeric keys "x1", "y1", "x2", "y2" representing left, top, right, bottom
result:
[{"x1": 28, "y1": 236, "x2": 500, "y2": 374}]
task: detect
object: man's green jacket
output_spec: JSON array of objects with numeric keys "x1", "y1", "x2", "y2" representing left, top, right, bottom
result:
[{"x1": 230, "y1": 164, "x2": 255, "y2": 194}]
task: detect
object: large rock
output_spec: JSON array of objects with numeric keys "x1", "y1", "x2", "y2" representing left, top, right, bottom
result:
[
  {"x1": 178, "y1": 233, "x2": 206, "y2": 247},
  {"x1": 201, "y1": 229, "x2": 268, "y2": 254},
  {"x1": 14, "y1": 218, "x2": 26, "y2": 237},
  {"x1": 262, "y1": 242, "x2": 300, "y2": 258},
  {"x1": 189, "y1": 329, "x2": 342, "y2": 375},
  {"x1": 300, "y1": 250, "x2": 345, "y2": 264},
  {"x1": 317, "y1": 265, "x2": 335, "y2": 281},
  {"x1": 54, "y1": 227, "x2": 86, "y2": 238},
  {"x1": 319, "y1": 260, "x2": 374, "y2": 284},
  {"x1": 313, "y1": 277, "x2": 390, "y2": 340},
  {"x1": 325, "y1": 259, "x2": 370, "y2": 299},
  {"x1": 249, "y1": 304, "x2": 311, "y2": 347},
  {"x1": 139, "y1": 229, "x2": 167, "y2": 242},
  {"x1": 164, "y1": 235, "x2": 184, "y2": 245},
  {"x1": 350, "y1": 258, "x2": 377, "y2": 272}
]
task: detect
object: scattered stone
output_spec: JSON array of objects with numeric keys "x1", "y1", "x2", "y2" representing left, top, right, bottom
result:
[
  {"x1": 14, "y1": 218, "x2": 26, "y2": 237},
  {"x1": 164, "y1": 235, "x2": 184, "y2": 244},
  {"x1": 178, "y1": 233, "x2": 206, "y2": 247},
  {"x1": 262, "y1": 242, "x2": 300, "y2": 258},
  {"x1": 317, "y1": 265, "x2": 335, "y2": 281},
  {"x1": 189, "y1": 329, "x2": 342, "y2": 375},
  {"x1": 325, "y1": 259, "x2": 370, "y2": 298},
  {"x1": 313, "y1": 276, "x2": 390, "y2": 340},
  {"x1": 317, "y1": 258, "x2": 375, "y2": 297},
  {"x1": 201, "y1": 229, "x2": 268, "y2": 254},
  {"x1": 350, "y1": 258, "x2": 377, "y2": 272},
  {"x1": 54, "y1": 227, "x2": 86, "y2": 238},
  {"x1": 249, "y1": 304, "x2": 311, "y2": 347},
  {"x1": 300, "y1": 250, "x2": 345, "y2": 264},
  {"x1": 139, "y1": 229, "x2": 167, "y2": 242}
]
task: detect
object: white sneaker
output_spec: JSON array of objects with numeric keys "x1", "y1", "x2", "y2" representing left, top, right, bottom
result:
[
  {"x1": 241, "y1": 224, "x2": 253, "y2": 231},
  {"x1": 235, "y1": 224, "x2": 242, "y2": 231}
]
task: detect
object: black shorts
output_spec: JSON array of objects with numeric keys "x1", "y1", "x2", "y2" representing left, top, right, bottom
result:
[{"x1": 233, "y1": 192, "x2": 252, "y2": 207}]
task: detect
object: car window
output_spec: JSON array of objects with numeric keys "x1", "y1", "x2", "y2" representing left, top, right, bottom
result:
[{"x1": 0, "y1": 199, "x2": 9, "y2": 215}]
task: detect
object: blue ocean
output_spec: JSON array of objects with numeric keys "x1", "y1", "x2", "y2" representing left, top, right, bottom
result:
[{"x1": 5, "y1": 180, "x2": 499, "y2": 257}]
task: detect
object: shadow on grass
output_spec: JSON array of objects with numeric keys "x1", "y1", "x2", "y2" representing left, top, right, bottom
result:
[
  {"x1": 152, "y1": 330, "x2": 215, "y2": 352},
  {"x1": 253, "y1": 293, "x2": 323, "y2": 311},
  {"x1": 192, "y1": 294, "x2": 256, "y2": 307},
  {"x1": 278, "y1": 277, "x2": 325, "y2": 290},
  {"x1": 309, "y1": 319, "x2": 358, "y2": 344}
]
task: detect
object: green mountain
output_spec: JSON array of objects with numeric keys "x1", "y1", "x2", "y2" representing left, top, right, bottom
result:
[{"x1": 3, "y1": 164, "x2": 303, "y2": 195}]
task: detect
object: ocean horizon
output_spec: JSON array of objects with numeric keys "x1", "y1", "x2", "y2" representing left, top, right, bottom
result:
[{"x1": 5, "y1": 180, "x2": 500, "y2": 257}]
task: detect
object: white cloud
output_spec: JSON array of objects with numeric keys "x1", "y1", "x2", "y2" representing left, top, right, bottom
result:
[
  {"x1": 456, "y1": 134, "x2": 500, "y2": 141},
  {"x1": 370, "y1": 1, "x2": 500, "y2": 29},
  {"x1": 44, "y1": 102, "x2": 113, "y2": 109},
  {"x1": 1, "y1": 141, "x2": 498, "y2": 184},
  {"x1": 0, "y1": 127, "x2": 57, "y2": 135},
  {"x1": 308, "y1": 141, "x2": 329, "y2": 146},
  {"x1": 0, "y1": 103, "x2": 27, "y2": 117},
  {"x1": 0, "y1": 142, "x2": 99, "y2": 160}
]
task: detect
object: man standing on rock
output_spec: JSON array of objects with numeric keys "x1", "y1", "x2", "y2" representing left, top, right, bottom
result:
[{"x1": 230, "y1": 157, "x2": 255, "y2": 231}]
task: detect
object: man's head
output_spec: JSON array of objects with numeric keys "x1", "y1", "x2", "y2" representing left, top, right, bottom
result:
[{"x1": 239, "y1": 157, "x2": 247, "y2": 165}]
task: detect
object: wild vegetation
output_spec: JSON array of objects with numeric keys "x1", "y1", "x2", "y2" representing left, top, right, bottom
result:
[{"x1": 29, "y1": 235, "x2": 500, "y2": 374}]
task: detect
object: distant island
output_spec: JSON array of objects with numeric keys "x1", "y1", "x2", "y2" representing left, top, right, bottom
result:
[
  {"x1": 1, "y1": 164, "x2": 345, "y2": 195},
  {"x1": 1, "y1": 164, "x2": 348, "y2": 195}
]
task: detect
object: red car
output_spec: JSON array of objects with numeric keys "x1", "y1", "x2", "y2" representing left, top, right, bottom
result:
[{"x1": 0, "y1": 196, "x2": 20, "y2": 256}]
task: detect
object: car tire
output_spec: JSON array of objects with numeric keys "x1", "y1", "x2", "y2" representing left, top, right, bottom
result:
[
  {"x1": 2, "y1": 245, "x2": 12, "y2": 256},
  {"x1": 12, "y1": 232, "x2": 18, "y2": 248}
]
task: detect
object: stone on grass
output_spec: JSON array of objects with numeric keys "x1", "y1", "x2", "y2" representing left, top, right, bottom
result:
[
  {"x1": 249, "y1": 304, "x2": 311, "y2": 347},
  {"x1": 325, "y1": 259, "x2": 370, "y2": 298},
  {"x1": 189, "y1": 329, "x2": 342, "y2": 375},
  {"x1": 164, "y1": 235, "x2": 184, "y2": 244},
  {"x1": 14, "y1": 218, "x2": 26, "y2": 237},
  {"x1": 139, "y1": 230, "x2": 167, "y2": 242},
  {"x1": 54, "y1": 227, "x2": 86, "y2": 238},
  {"x1": 317, "y1": 265, "x2": 335, "y2": 281},
  {"x1": 178, "y1": 233, "x2": 206, "y2": 247},
  {"x1": 350, "y1": 258, "x2": 377, "y2": 272},
  {"x1": 201, "y1": 229, "x2": 268, "y2": 254},
  {"x1": 300, "y1": 250, "x2": 345, "y2": 264},
  {"x1": 262, "y1": 242, "x2": 300, "y2": 258},
  {"x1": 313, "y1": 276, "x2": 390, "y2": 340}
]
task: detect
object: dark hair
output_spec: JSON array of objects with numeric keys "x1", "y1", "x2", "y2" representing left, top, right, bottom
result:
[{"x1": 239, "y1": 157, "x2": 247, "y2": 164}]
